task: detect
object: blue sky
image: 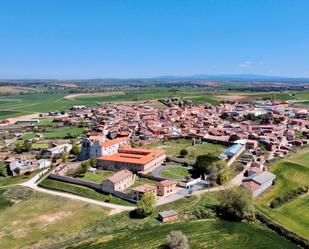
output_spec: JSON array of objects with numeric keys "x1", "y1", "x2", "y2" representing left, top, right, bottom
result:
[{"x1": 0, "y1": 0, "x2": 308, "y2": 79}]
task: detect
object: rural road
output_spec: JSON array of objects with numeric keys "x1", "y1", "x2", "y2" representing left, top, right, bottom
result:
[
  {"x1": 18, "y1": 169, "x2": 135, "y2": 211},
  {"x1": 16, "y1": 162, "x2": 249, "y2": 212}
]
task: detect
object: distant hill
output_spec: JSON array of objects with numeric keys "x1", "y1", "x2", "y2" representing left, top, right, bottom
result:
[{"x1": 148, "y1": 74, "x2": 309, "y2": 82}]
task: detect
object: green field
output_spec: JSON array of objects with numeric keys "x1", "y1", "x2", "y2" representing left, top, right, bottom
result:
[
  {"x1": 0, "y1": 90, "x2": 219, "y2": 119},
  {"x1": 39, "y1": 178, "x2": 135, "y2": 206},
  {"x1": 1, "y1": 90, "x2": 309, "y2": 120},
  {"x1": 70, "y1": 219, "x2": 298, "y2": 249},
  {"x1": 31, "y1": 143, "x2": 50, "y2": 149},
  {"x1": 23, "y1": 127, "x2": 84, "y2": 140},
  {"x1": 78, "y1": 170, "x2": 114, "y2": 183},
  {"x1": 143, "y1": 139, "x2": 225, "y2": 157},
  {"x1": 160, "y1": 166, "x2": 190, "y2": 179},
  {"x1": 256, "y1": 148, "x2": 309, "y2": 239},
  {"x1": 0, "y1": 169, "x2": 42, "y2": 187},
  {"x1": 0, "y1": 186, "x2": 109, "y2": 249}
]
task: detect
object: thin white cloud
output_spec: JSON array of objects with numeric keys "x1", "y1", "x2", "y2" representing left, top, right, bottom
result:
[{"x1": 239, "y1": 60, "x2": 253, "y2": 68}]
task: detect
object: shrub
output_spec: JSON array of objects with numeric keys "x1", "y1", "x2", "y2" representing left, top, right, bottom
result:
[
  {"x1": 217, "y1": 187, "x2": 255, "y2": 221},
  {"x1": 165, "y1": 231, "x2": 189, "y2": 249},
  {"x1": 270, "y1": 185, "x2": 309, "y2": 208}
]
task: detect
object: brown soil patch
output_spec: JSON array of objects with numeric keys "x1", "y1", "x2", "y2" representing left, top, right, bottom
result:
[
  {"x1": 63, "y1": 91, "x2": 124, "y2": 100},
  {"x1": 55, "y1": 83, "x2": 78, "y2": 88},
  {"x1": 38, "y1": 211, "x2": 72, "y2": 226},
  {"x1": 215, "y1": 95, "x2": 248, "y2": 101}
]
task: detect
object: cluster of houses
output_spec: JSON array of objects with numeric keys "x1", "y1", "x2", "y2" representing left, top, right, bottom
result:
[{"x1": 70, "y1": 99, "x2": 308, "y2": 198}]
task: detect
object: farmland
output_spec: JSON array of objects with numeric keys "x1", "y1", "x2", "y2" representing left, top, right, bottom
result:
[
  {"x1": 256, "y1": 148, "x2": 309, "y2": 239},
  {"x1": 0, "y1": 186, "x2": 109, "y2": 249},
  {"x1": 69, "y1": 219, "x2": 298, "y2": 249},
  {"x1": 23, "y1": 127, "x2": 84, "y2": 140},
  {"x1": 1, "y1": 89, "x2": 308, "y2": 120}
]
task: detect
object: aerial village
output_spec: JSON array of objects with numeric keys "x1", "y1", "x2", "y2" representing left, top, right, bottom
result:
[{"x1": 0, "y1": 97, "x2": 308, "y2": 214}]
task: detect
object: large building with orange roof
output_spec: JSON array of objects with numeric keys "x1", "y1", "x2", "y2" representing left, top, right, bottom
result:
[{"x1": 97, "y1": 147, "x2": 166, "y2": 174}]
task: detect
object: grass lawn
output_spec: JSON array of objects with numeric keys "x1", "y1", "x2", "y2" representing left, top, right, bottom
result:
[
  {"x1": 287, "y1": 148, "x2": 309, "y2": 167},
  {"x1": 38, "y1": 118, "x2": 54, "y2": 126},
  {"x1": 143, "y1": 139, "x2": 225, "y2": 157},
  {"x1": 125, "y1": 177, "x2": 157, "y2": 192},
  {"x1": 160, "y1": 166, "x2": 190, "y2": 179},
  {"x1": 42, "y1": 127, "x2": 84, "y2": 139},
  {"x1": 0, "y1": 186, "x2": 109, "y2": 249},
  {"x1": 39, "y1": 178, "x2": 135, "y2": 206},
  {"x1": 70, "y1": 219, "x2": 298, "y2": 249},
  {"x1": 0, "y1": 170, "x2": 42, "y2": 187},
  {"x1": 31, "y1": 143, "x2": 50, "y2": 149},
  {"x1": 78, "y1": 170, "x2": 115, "y2": 183},
  {"x1": 144, "y1": 139, "x2": 192, "y2": 156},
  {"x1": 256, "y1": 148, "x2": 309, "y2": 239},
  {"x1": 186, "y1": 142, "x2": 226, "y2": 160}
]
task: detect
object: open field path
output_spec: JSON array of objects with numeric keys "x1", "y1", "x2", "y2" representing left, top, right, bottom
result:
[{"x1": 18, "y1": 169, "x2": 135, "y2": 212}]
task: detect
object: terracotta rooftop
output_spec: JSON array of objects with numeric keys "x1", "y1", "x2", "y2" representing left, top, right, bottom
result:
[
  {"x1": 157, "y1": 179, "x2": 176, "y2": 187},
  {"x1": 105, "y1": 169, "x2": 132, "y2": 184},
  {"x1": 101, "y1": 137, "x2": 129, "y2": 147},
  {"x1": 131, "y1": 184, "x2": 157, "y2": 193}
]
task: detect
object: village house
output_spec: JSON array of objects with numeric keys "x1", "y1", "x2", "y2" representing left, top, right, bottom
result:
[
  {"x1": 242, "y1": 171, "x2": 276, "y2": 197},
  {"x1": 43, "y1": 144, "x2": 72, "y2": 157},
  {"x1": 131, "y1": 184, "x2": 157, "y2": 201},
  {"x1": 156, "y1": 179, "x2": 177, "y2": 196},
  {"x1": 101, "y1": 170, "x2": 135, "y2": 192}
]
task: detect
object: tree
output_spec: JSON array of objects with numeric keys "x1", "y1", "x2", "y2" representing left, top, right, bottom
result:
[
  {"x1": 165, "y1": 231, "x2": 189, "y2": 249},
  {"x1": 60, "y1": 152, "x2": 68, "y2": 163},
  {"x1": 208, "y1": 160, "x2": 228, "y2": 185},
  {"x1": 194, "y1": 153, "x2": 218, "y2": 175},
  {"x1": 136, "y1": 193, "x2": 156, "y2": 217},
  {"x1": 217, "y1": 187, "x2": 255, "y2": 221},
  {"x1": 89, "y1": 158, "x2": 97, "y2": 167},
  {"x1": 70, "y1": 143, "x2": 80, "y2": 155},
  {"x1": 180, "y1": 149, "x2": 188, "y2": 158}
]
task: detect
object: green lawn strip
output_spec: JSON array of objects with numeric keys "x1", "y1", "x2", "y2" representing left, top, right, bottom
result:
[
  {"x1": 160, "y1": 166, "x2": 190, "y2": 179},
  {"x1": 42, "y1": 127, "x2": 84, "y2": 139},
  {"x1": 31, "y1": 143, "x2": 50, "y2": 149},
  {"x1": 0, "y1": 170, "x2": 42, "y2": 187},
  {"x1": 39, "y1": 178, "x2": 135, "y2": 206},
  {"x1": 77, "y1": 170, "x2": 115, "y2": 183},
  {"x1": 71, "y1": 219, "x2": 298, "y2": 249}
]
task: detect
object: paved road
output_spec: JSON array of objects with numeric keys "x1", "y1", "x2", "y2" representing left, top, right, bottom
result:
[
  {"x1": 18, "y1": 169, "x2": 135, "y2": 211},
  {"x1": 13, "y1": 161, "x2": 249, "y2": 212}
]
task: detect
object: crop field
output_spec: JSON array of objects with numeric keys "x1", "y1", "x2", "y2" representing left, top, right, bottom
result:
[
  {"x1": 70, "y1": 219, "x2": 298, "y2": 249},
  {"x1": 1, "y1": 90, "x2": 309, "y2": 120},
  {"x1": 0, "y1": 186, "x2": 109, "y2": 249},
  {"x1": 256, "y1": 148, "x2": 309, "y2": 239}
]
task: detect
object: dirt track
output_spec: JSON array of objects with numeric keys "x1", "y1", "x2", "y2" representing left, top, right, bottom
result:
[{"x1": 63, "y1": 91, "x2": 124, "y2": 100}]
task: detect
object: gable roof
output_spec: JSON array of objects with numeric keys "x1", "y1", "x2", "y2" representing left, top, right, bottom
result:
[{"x1": 104, "y1": 169, "x2": 132, "y2": 184}]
